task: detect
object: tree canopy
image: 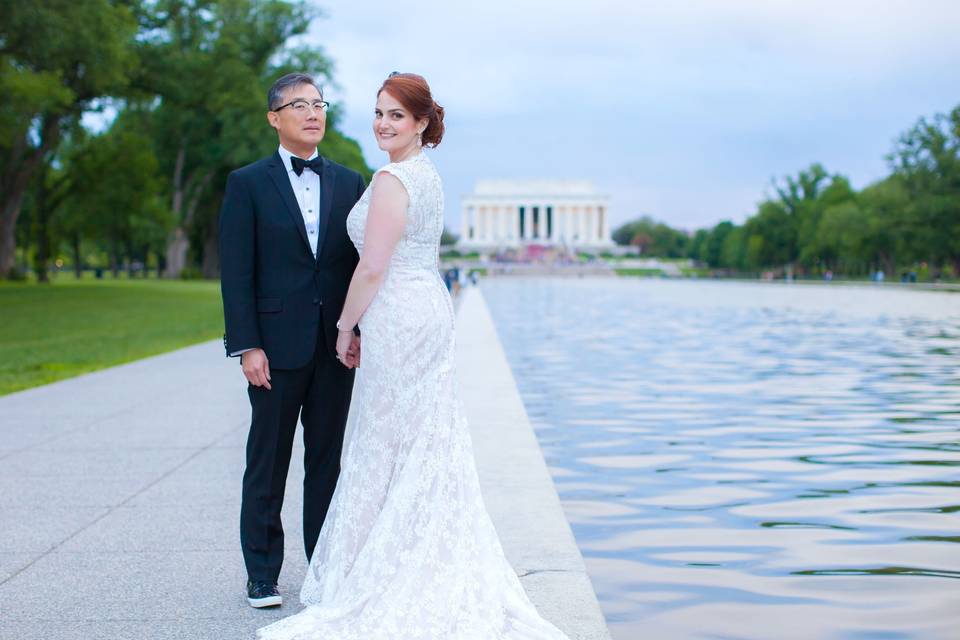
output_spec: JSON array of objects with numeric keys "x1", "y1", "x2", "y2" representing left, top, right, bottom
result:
[{"x1": 1, "y1": 0, "x2": 372, "y2": 280}]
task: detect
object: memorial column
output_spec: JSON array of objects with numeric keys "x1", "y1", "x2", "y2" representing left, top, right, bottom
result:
[{"x1": 598, "y1": 205, "x2": 609, "y2": 243}]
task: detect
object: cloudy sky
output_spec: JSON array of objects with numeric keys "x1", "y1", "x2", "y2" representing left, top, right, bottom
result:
[{"x1": 303, "y1": 0, "x2": 960, "y2": 234}]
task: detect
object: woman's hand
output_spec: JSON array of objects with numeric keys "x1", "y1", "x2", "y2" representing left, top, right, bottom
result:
[{"x1": 336, "y1": 330, "x2": 360, "y2": 368}]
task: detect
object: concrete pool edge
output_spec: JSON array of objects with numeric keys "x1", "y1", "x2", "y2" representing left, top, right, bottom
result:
[{"x1": 456, "y1": 285, "x2": 612, "y2": 640}]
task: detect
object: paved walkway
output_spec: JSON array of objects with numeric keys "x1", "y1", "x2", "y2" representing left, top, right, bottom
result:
[{"x1": 0, "y1": 287, "x2": 609, "y2": 639}]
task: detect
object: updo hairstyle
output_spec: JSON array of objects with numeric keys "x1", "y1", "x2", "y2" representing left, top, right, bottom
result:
[{"x1": 378, "y1": 72, "x2": 445, "y2": 147}]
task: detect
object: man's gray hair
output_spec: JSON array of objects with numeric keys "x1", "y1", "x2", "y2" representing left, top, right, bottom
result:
[{"x1": 268, "y1": 73, "x2": 323, "y2": 110}]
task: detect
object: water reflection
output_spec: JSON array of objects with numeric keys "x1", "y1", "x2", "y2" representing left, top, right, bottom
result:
[{"x1": 482, "y1": 278, "x2": 960, "y2": 640}]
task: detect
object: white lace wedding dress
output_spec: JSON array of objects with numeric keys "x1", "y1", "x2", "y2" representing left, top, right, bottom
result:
[{"x1": 256, "y1": 152, "x2": 570, "y2": 639}]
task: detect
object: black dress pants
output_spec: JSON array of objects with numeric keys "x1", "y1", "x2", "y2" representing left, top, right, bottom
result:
[{"x1": 240, "y1": 336, "x2": 355, "y2": 583}]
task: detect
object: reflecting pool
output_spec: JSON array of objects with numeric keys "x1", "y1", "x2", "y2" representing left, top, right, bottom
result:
[{"x1": 483, "y1": 278, "x2": 960, "y2": 640}]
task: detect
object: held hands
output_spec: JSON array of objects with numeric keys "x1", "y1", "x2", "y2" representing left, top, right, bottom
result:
[
  {"x1": 336, "y1": 330, "x2": 361, "y2": 369},
  {"x1": 241, "y1": 348, "x2": 272, "y2": 390},
  {"x1": 243, "y1": 333, "x2": 358, "y2": 387}
]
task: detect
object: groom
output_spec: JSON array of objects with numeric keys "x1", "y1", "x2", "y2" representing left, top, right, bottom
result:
[{"x1": 219, "y1": 73, "x2": 365, "y2": 608}]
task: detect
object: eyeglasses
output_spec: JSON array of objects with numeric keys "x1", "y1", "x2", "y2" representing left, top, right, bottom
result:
[{"x1": 272, "y1": 99, "x2": 329, "y2": 115}]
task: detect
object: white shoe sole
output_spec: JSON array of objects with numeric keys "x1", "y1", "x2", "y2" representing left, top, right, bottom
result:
[{"x1": 248, "y1": 595, "x2": 282, "y2": 608}]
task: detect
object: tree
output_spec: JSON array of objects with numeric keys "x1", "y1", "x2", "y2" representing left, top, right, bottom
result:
[
  {"x1": 741, "y1": 200, "x2": 793, "y2": 269},
  {"x1": 0, "y1": 0, "x2": 137, "y2": 278},
  {"x1": 699, "y1": 220, "x2": 736, "y2": 267},
  {"x1": 719, "y1": 226, "x2": 746, "y2": 271},
  {"x1": 765, "y1": 163, "x2": 857, "y2": 272},
  {"x1": 612, "y1": 218, "x2": 642, "y2": 245},
  {"x1": 889, "y1": 105, "x2": 960, "y2": 275},
  {"x1": 688, "y1": 228, "x2": 708, "y2": 262},
  {"x1": 630, "y1": 232, "x2": 652, "y2": 254},
  {"x1": 63, "y1": 122, "x2": 171, "y2": 277},
  {"x1": 613, "y1": 216, "x2": 689, "y2": 257},
  {"x1": 855, "y1": 176, "x2": 910, "y2": 275},
  {"x1": 799, "y1": 174, "x2": 856, "y2": 269},
  {"x1": 769, "y1": 162, "x2": 825, "y2": 268},
  {"x1": 29, "y1": 148, "x2": 73, "y2": 282},
  {"x1": 816, "y1": 201, "x2": 869, "y2": 274}
]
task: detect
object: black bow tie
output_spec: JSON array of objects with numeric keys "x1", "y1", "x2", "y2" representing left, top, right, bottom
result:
[{"x1": 291, "y1": 156, "x2": 323, "y2": 177}]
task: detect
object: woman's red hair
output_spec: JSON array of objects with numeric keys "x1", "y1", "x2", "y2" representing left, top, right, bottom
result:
[{"x1": 378, "y1": 73, "x2": 445, "y2": 148}]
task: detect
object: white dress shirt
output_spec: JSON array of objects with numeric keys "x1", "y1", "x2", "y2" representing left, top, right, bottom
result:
[
  {"x1": 277, "y1": 144, "x2": 322, "y2": 258},
  {"x1": 231, "y1": 145, "x2": 322, "y2": 358}
]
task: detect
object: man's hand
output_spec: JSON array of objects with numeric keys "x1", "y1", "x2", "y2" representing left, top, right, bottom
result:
[{"x1": 241, "y1": 348, "x2": 272, "y2": 390}]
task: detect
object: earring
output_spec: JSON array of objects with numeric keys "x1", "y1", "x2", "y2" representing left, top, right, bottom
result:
[{"x1": 416, "y1": 131, "x2": 423, "y2": 147}]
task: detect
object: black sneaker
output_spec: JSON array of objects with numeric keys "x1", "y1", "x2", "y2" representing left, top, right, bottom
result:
[{"x1": 246, "y1": 580, "x2": 282, "y2": 608}]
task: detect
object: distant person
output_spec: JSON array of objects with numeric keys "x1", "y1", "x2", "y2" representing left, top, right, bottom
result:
[
  {"x1": 443, "y1": 267, "x2": 454, "y2": 292},
  {"x1": 257, "y1": 72, "x2": 569, "y2": 639},
  {"x1": 219, "y1": 73, "x2": 364, "y2": 609},
  {"x1": 451, "y1": 264, "x2": 462, "y2": 296}
]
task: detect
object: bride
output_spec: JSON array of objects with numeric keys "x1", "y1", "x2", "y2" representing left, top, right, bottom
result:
[{"x1": 256, "y1": 72, "x2": 570, "y2": 640}]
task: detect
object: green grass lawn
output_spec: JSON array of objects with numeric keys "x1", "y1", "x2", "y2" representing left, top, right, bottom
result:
[
  {"x1": 615, "y1": 268, "x2": 664, "y2": 277},
  {"x1": 0, "y1": 277, "x2": 224, "y2": 396}
]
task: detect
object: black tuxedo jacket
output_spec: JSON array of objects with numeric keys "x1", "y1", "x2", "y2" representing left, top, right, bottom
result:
[{"x1": 219, "y1": 152, "x2": 365, "y2": 370}]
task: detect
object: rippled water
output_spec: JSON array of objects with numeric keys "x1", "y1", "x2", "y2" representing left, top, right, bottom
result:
[{"x1": 482, "y1": 278, "x2": 960, "y2": 640}]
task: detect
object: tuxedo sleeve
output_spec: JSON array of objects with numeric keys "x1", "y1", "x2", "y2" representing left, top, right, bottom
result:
[{"x1": 219, "y1": 171, "x2": 261, "y2": 357}]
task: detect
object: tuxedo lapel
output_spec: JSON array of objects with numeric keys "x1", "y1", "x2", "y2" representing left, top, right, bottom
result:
[
  {"x1": 266, "y1": 153, "x2": 311, "y2": 253},
  {"x1": 315, "y1": 157, "x2": 337, "y2": 259}
]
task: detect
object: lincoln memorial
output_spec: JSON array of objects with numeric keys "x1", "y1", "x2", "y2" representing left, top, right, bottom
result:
[{"x1": 458, "y1": 180, "x2": 614, "y2": 250}]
